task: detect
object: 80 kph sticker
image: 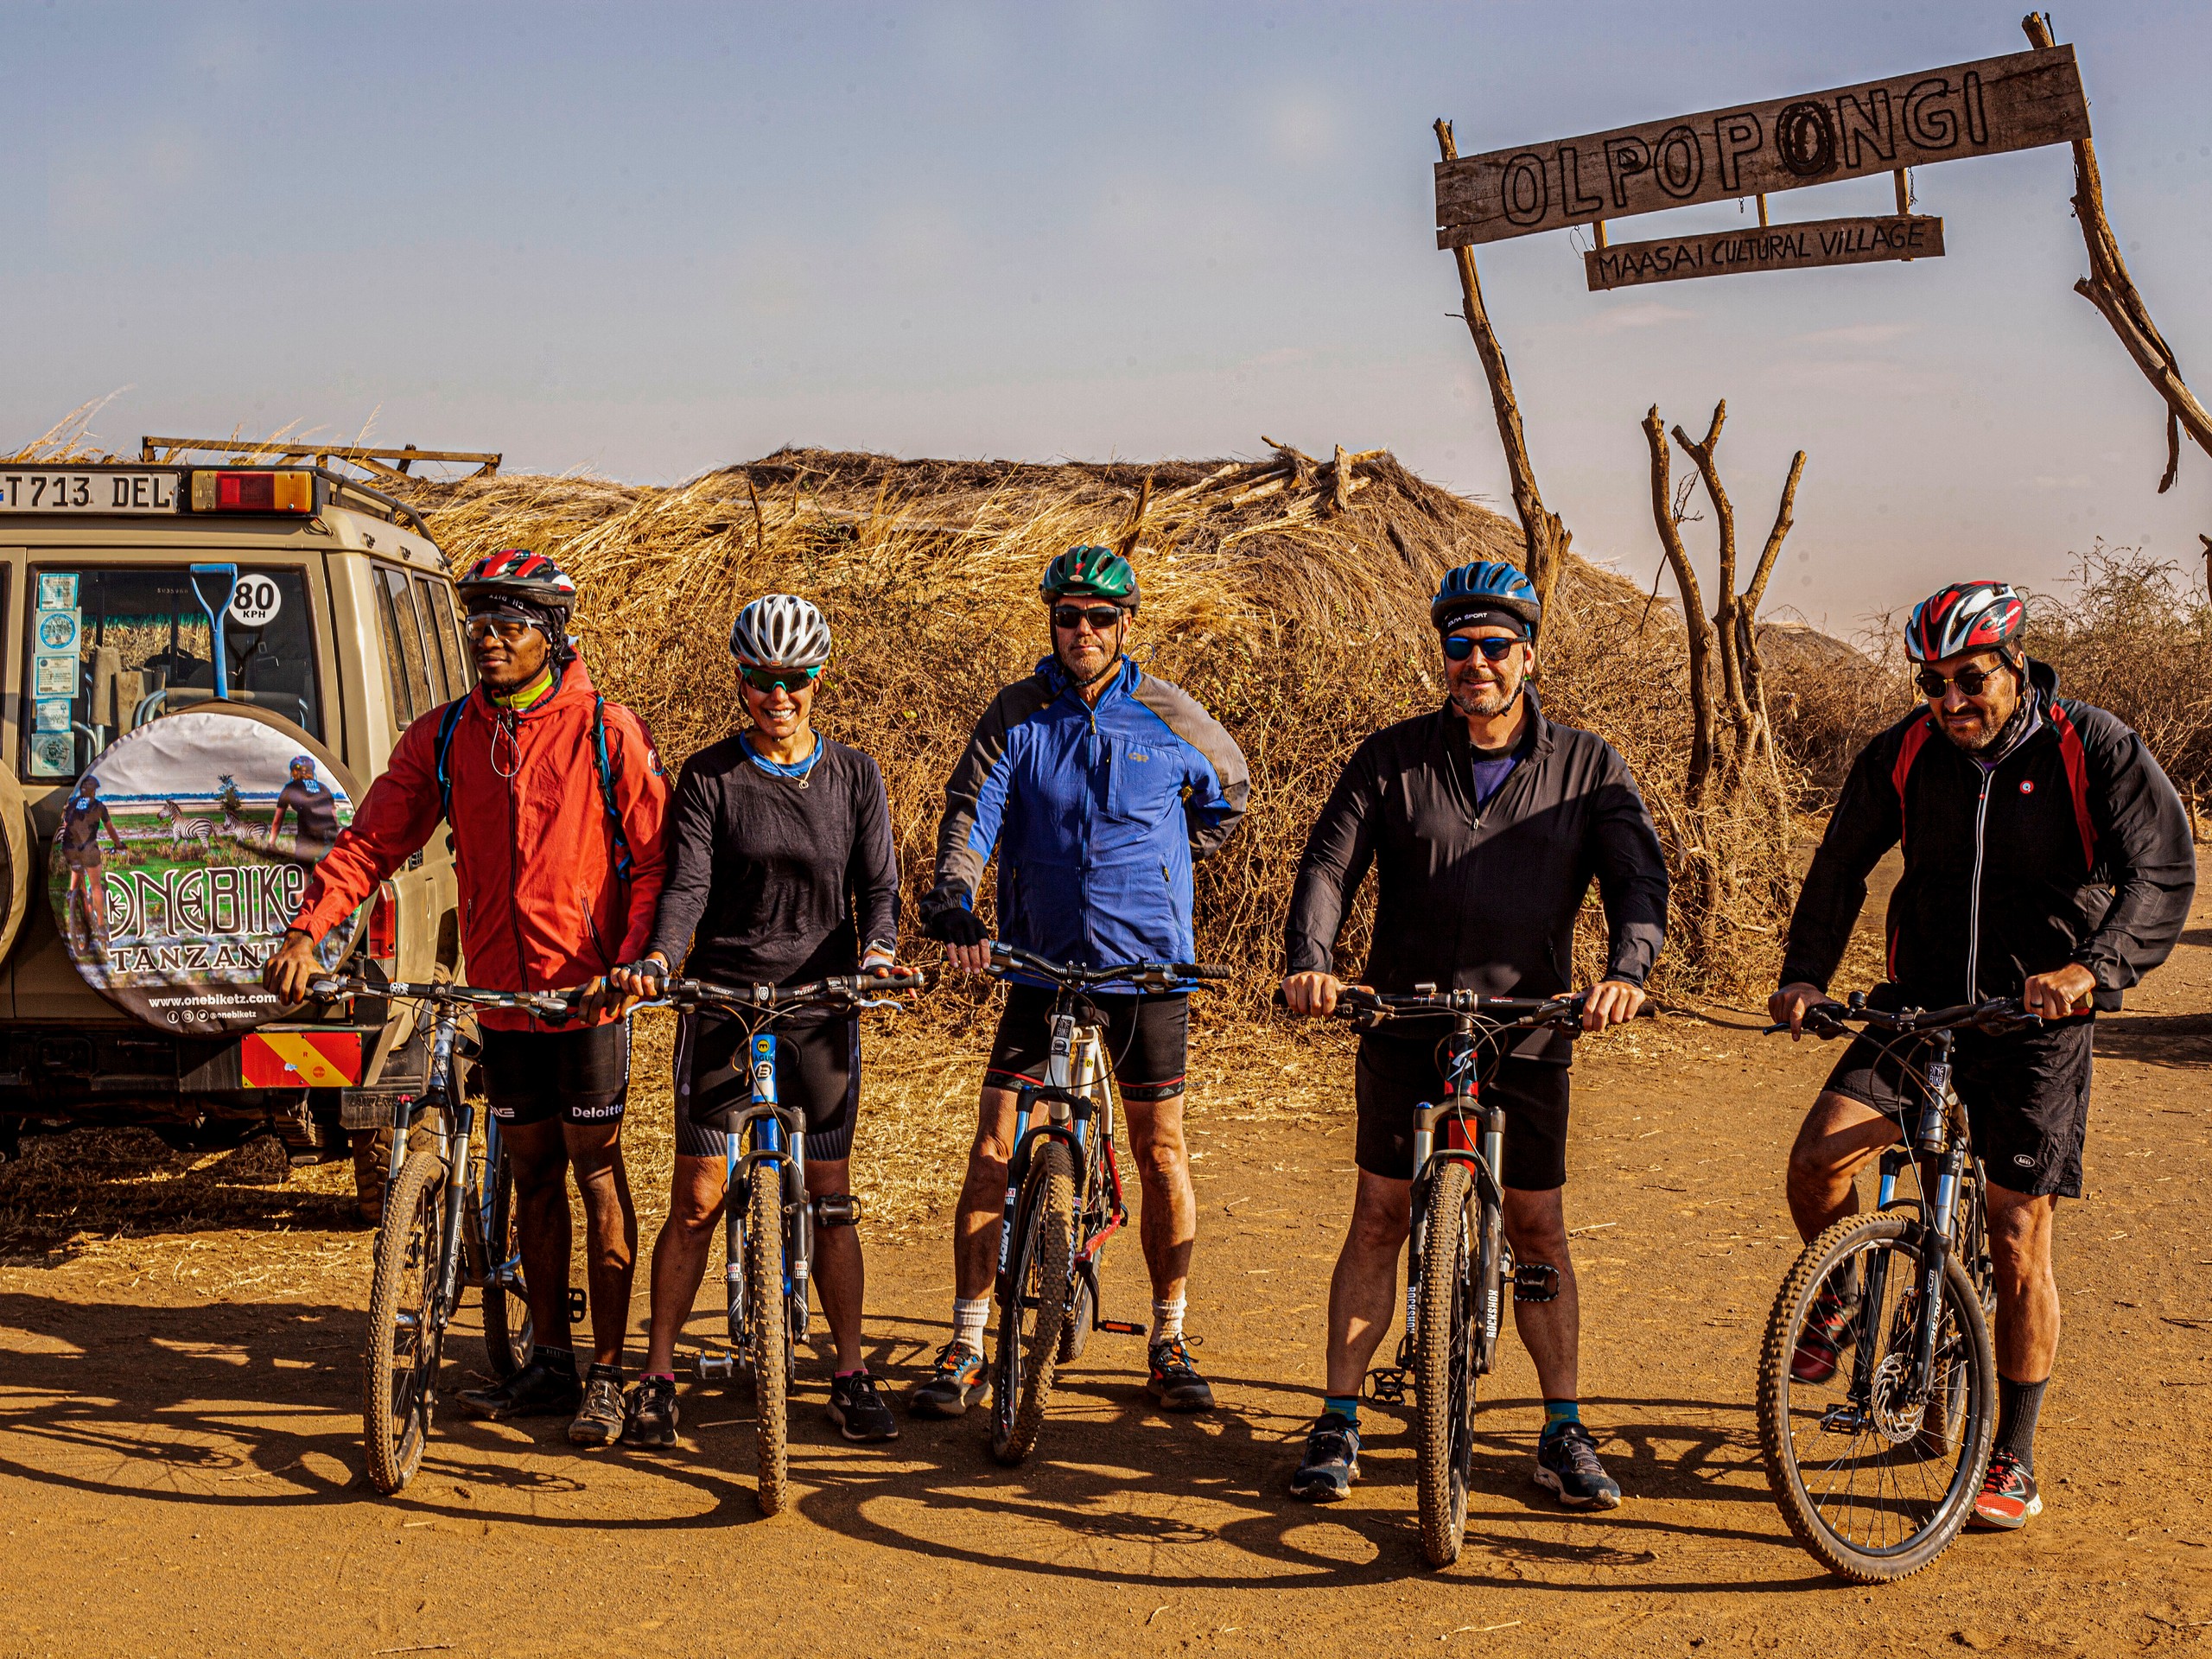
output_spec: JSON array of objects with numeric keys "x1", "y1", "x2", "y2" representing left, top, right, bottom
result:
[{"x1": 0, "y1": 470, "x2": 181, "y2": 514}]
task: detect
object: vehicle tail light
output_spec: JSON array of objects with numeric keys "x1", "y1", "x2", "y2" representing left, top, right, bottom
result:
[
  {"x1": 366, "y1": 881, "x2": 399, "y2": 962},
  {"x1": 189, "y1": 469, "x2": 315, "y2": 514}
]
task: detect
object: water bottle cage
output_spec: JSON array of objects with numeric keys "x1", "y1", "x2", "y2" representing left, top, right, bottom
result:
[
  {"x1": 810, "y1": 1193, "x2": 864, "y2": 1230},
  {"x1": 1513, "y1": 1262, "x2": 1560, "y2": 1304}
]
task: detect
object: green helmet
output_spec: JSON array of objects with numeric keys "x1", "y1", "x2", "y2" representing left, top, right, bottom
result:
[{"x1": 1039, "y1": 544, "x2": 1139, "y2": 611}]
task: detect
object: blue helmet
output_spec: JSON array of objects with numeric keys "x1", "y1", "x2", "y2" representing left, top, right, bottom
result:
[{"x1": 1432, "y1": 560, "x2": 1541, "y2": 633}]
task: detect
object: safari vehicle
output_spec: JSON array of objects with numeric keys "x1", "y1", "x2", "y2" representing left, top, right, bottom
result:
[{"x1": 0, "y1": 449, "x2": 480, "y2": 1166}]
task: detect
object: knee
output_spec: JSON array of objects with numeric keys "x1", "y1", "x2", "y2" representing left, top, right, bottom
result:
[
  {"x1": 1347, "y1": 1202, "x2": 1409, "y2": 1257},
  {"x1": 1986, "y1": 1206, "x2": 2052, "y2": 1277},
  {"x1": 966, "y1": 1136, "x2": 1011, "y2": 1182},
  {"x1": 1504, "y1": 1211, "x2": 1567, "y2": 1265}
]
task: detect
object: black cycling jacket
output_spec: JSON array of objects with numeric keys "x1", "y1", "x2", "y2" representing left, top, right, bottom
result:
[
  {"x1": 1779, "y1": 660, "x2": 2196, "y2": 1010},
  {"x1": 1284, "y1": 691, "x2": 1669, "y2": 1062}
]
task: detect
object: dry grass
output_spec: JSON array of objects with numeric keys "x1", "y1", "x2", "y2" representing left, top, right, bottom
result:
[{"x1": 392, "y1": 444, "x2": 1805, "y2": 1001}]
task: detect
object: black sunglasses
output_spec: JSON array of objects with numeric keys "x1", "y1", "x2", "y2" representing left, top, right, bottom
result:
[
  {"x1": 1443, "y1": 633, "x2": 1522, "y2": 663},
  {"x1": 1916, "y1": 664, "x2": 2005, "y2": 699},
  {"x1": 1052, "y1": 604, "x2": 1123, "y2": 632},
  {"x1": 741, "y1": 665, "x2": 821, "y2": 695}
]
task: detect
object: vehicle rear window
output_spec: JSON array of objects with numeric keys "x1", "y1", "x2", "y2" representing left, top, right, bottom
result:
[
  {"x1": 25, "y1": 565, "x2": 321, "y2": 779},
  {"x1": 373, "y1": 564, "x2": 435, "y2": 728},
  {"x1": 418, "y1": 576, "x2": 469, "y2": 696}
]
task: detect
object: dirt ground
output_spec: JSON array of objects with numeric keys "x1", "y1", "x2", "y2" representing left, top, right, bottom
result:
[{"x1": 1, "y1": 886, "x2": 2206, "y2": 1658}]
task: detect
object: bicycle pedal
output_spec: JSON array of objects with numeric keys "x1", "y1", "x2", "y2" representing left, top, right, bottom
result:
[
  {"x1": 1513, "y1": 1262, "x2": 1560, "y2": 1304},
  {"x1": 566, "y1": 1287, "x2": 588, "y2": 1322},
  {"x1": 1363, "y1": 1366, "x2": 1410, "y2": 1405},
  {"x1": 1094, "y1": 1319, "x2": 1145, "y2": 1336},
  {"x1": 696, "y1": 1351, "x2": 736, "y2": 1381}
]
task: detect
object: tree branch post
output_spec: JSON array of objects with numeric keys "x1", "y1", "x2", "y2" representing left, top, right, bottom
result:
[
  {"x1": 1643, "y1": 407, "x2": 1715, "y2": 810},
  {"x1": 1436, "y1": 118, "x2": 1570, "y2": 628},
  {"x1": 2023, "y1": 11, "x2": 2212, "y2": 492}
]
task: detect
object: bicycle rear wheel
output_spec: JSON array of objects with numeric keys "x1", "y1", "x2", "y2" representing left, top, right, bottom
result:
[
  {"x1": 1414, "y1": 1160, "x2": 1482, "y2": 1567},
  {"x1": 991, "y1": 1138, "x2": 1076, "y2": 1466},
  {"x1": 480, "y1": 1144, "x2": 532, "y2": 1380},
  {"x1": 362, "y1": 1150, "x2": 446, "y2": 1495},
  {"x1": 1758, "y1": 1212, "x2": 1995, "y2": 1582},
  {"x1": 747, "y1": 1169, "x2": 791, "y2": 1516}
]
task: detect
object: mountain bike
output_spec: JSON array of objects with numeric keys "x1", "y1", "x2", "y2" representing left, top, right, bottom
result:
[
  {"x1": 1305, "y1": 984, "x2": 1640, "y2": 1567},
  {"x1": 645, "y1": 968, "x2": 924, "y2": 1516},
  {"x1": 984, "y1": 944, "x2": 1232, "y2": 1466},
  {"x1": 1756, "y1": 993, "x2": 2035, "y2": 1582},
  {"x1": 309, "y1": 975, "x2": 576, "y2": 1496}
]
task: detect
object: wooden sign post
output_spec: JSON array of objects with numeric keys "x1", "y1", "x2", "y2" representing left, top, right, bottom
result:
[{"x1": 1435, "y1": 43, "x2": 2090, "y2": 281}]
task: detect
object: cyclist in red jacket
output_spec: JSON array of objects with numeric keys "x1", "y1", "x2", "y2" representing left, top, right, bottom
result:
[{"x1": 264, "y1": 550, "x2": 671, "y2": 1447}]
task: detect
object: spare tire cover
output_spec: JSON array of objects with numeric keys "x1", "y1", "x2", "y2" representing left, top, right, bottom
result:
[
  {"x1": 0, "y1": 765, "x2": 31, "y2": 966},
  {"x1": 47, "y1": 709, "x2": 365, "y2": 1035}
]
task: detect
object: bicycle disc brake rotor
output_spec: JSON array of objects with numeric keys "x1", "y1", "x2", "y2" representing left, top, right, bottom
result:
[{"x1": 1866, "y1": 1351, "x2": 1924, "y2": 1444}]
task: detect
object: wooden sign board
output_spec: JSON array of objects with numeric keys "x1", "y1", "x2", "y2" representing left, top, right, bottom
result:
[
  {"x1": 1585, "y1": 213, "x2": 1944, "y2": 291},
  {"x1": 1437, "y1": 45, "x2": 2087, "y2": 247}
]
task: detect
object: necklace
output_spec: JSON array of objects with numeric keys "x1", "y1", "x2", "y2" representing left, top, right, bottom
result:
[{"x1": 743, "y1": 731, "x2": 822, "y2": 789}]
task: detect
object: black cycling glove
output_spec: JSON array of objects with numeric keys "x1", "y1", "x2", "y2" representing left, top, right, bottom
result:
[
  {"x1": 615, "y1": 957, "x2": 669, "y2": 994},
  {"x1": 926, "y1": 908, "x2": 990, "y2": 948}
]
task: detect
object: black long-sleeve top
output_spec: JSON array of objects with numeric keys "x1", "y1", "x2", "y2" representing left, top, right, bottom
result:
[
  {"x1": 1780, "y1": 661, "x2": 2195, "y2": 1009},
  {"x1": 645, "y1": 732, "x2": 899, "y2": 993},
  {"x1": 1284, "y1": 693, "x2": 1670, "y2": 1063}
]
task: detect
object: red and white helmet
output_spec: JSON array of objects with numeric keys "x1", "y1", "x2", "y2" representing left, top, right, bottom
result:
[
  {"x1": 456, "y1": 549, "x2": 578, "y2": 615},
  {"x1": 1904, "y1": 581, "x2": 2024, "y2": 664}
]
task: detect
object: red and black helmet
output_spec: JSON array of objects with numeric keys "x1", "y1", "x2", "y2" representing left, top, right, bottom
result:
[
  {"x1": 1904, "y1": 580, "x2": 2024, "y2": 664},
  {"x1": 456, "y1": 549, "x2": 578, "y2": 615}
]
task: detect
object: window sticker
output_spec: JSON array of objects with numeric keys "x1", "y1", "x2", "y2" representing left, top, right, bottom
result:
[{"x1": 36, "y1": 572, "x2": 78, "y2": 612}]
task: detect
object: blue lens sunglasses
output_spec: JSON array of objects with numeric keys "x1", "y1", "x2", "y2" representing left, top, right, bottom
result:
[{"x1": 1443, "y1": 634, "x2": 1522, "y2": 663}]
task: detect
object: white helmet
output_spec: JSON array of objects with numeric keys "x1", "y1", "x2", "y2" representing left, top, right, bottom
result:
[{"x1": 729, "y1": 594, "x2": 832, "y2": 670}]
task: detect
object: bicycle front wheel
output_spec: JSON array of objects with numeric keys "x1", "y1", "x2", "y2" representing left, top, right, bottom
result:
[
  {"x1": 991, "y1": 1138, "x2": 1076, "y2": 1466},
  {"x1": 1757, "y1": 1212, "x2": 1995, "y2": 1582},
  {"x1": 747, "y1": 1170, "x2": 791, "y2": 1516},
  {"x1": 1414, "y1": 1160, "x2": 1482, "y2": 1567},
  {"x1": 480, "y1": 1144, "x2": 532, "y2": 1381},
  {"x1": 362, "y1": 1150, "x2": 447, "y2": 1495}
]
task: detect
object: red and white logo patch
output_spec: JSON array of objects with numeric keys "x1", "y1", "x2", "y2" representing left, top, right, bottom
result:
[{"x1": 2020, "y1": 779, "x2": 2036, "y2": 794}]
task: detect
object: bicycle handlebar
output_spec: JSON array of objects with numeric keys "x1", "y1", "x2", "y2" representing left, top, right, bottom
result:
[
  {"x1": 1764, "y1": 993, "x2": 2040, "y2": 1040},
  {"x1": 1274, "y1": 983, "x2": 1656, "y2": 1031},
  {"x1": 306, "y1": 976, "x2": 582, "y2": 1019},
  {"x1": 985, "y1": 943, "x2": 1232, "y2": 992},
  {"x1": 645, "y1": 967, "x2": 932, "y2": 1014}
]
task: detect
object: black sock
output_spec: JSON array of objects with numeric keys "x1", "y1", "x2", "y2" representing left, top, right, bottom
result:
[
  {"x1": 1995, "y1": 1376, "x2": 2048, "y2": 1473},
  {"x1": 537, "y1": 1344, "x2": 577, "y2": 1375},
  {"x1": 587, "y1": 1361, "x2": 623, "y2": 1382}
]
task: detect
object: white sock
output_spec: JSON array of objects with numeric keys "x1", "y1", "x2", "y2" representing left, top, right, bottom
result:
[
  {"x1": 953, "y1": 1297, "x2": 990, "y2": 1355},
  {"x1": 1150, "y1": 1296, "x2": 1186, "y2": 1344}
]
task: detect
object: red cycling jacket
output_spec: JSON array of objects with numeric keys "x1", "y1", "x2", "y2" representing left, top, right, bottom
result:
[{"x1": 290, "y1": 658, "x2": 671, "y2": 1032}]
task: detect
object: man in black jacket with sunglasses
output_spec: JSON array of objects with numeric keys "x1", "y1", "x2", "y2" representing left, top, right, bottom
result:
[
  {"x1": 1770, "y1": 579, "x2": 2194, "y2": 1533},
  {"x1": 1280, "y1": 560, "x2": 1669, "y2": 1512}
]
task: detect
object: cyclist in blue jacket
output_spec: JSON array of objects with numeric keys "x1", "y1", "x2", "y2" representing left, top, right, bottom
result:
[{"x1": 912, "y1": 544, "x2": 1249, "y2": 1420}]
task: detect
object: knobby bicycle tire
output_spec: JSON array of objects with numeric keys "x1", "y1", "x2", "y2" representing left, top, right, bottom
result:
[
  {"x1": 992, "y1": 1138, "x2": 1076, "y2": 1466},
  {"x1": 747, "y1": 1171, "x2": 791, "y2": 1516},
  {"x1": 1414, "y1": 1160, "x2": 1481, "y2": 1568},
  {"x1": 480, "y1": 1146, "x2": 532, "y2": 1381},
  {"x1": 1758, "y1": 1211, "x2": 1995, "y2": 1582},
  {"x1": 362, "y1": 1150, "x2": 447, "y2": 1495}
]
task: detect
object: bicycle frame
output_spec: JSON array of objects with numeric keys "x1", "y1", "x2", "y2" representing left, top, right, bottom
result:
[
  {"x1": 700, "y1": 1030, "x2": 811, "y2": 1380},
  {"x1": 1836, "y1": 1025, "x2": 1982, "y2": 1424},
  {"x1": 1404, "y1": 1018, "x2": 1510, "y2": 1382},
  {"x1": 377, "y1": 998, "x2": 486, "y2": 1352},
  {"x1": 997, "y1": 1002, "x2": 1131, "y2": 1314}
]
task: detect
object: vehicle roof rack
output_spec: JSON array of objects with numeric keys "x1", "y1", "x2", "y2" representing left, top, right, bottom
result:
[{"x1": 139, "y1": 435, "x2": 501, "y2": 481}]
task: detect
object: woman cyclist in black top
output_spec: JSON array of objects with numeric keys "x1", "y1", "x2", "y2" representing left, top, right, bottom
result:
[{"x1": 610, "y1": 594, "x2": 904, "y2": 1446}]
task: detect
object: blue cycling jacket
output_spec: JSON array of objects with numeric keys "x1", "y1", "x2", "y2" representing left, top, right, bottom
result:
[{"x1": 922, "y1": 655, "x2": 1249, "y2": 986}]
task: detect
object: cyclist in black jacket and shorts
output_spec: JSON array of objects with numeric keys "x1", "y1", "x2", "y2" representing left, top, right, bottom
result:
[
  {"x1": 1771, "y1": 581, "x2": 2194, "y2": 1531},
  {"x1": 609, "y1": 594, "x2": 904, "y2": 1446}
]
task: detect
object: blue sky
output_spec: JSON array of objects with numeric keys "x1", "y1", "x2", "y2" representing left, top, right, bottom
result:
[{"x1": 5, "y1": 0, "x2": 2208, "y2": 632}]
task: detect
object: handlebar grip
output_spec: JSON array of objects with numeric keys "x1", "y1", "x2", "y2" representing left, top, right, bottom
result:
[{"x1": 1182, "y1": 963, "x2": 1236, "y2": 982}]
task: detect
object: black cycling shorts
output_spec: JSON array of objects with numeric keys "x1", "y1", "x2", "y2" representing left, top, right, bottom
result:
[
  {"x1": 480, "y1": 1020, "x2": 631, "y2": 1128},
  {"x1": 674, "y1": 1011, "x2": 861, "y2": 1162},
  {"x1": 1354, "y1": 1033, "x2": 1572, "y2": 1191},
  {"x1": 1820, "y1": 993, "x2": 2094, "y2": 1198},
  {"x1": 984, "y1": 986, "x2": 1188, "y2": 1104}
]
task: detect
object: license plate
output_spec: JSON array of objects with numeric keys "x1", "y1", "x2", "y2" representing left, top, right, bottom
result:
[{"x1": 0, "y1": 468, "x2": 181, "y2": 514}]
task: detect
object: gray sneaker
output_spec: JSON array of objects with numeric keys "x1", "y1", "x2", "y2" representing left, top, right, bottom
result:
[
  {"x1": 1533, "y1": 1420, "x2": 1622, "y2": 1510},
  {"x1": 568, "y1": 1367, "x2": 627, "y2": 1446}
]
